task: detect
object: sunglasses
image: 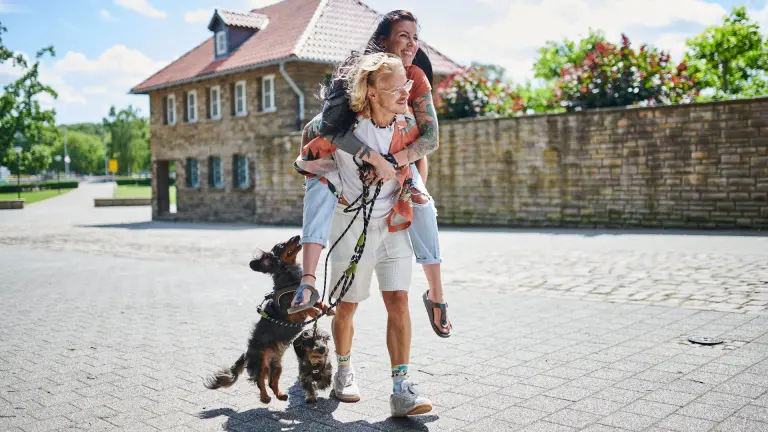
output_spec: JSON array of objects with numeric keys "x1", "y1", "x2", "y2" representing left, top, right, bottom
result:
[{"x1": 378, "y1": 79, "x2": 413, "y2": 95}]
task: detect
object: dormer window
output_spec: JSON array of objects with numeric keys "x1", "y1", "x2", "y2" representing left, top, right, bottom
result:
[
  {"x1": 215, "y1": 31, "x2": 227, "y2": 56},
  {"x1": 208, "y1": 9, "x2": 269, "y2": 59}
]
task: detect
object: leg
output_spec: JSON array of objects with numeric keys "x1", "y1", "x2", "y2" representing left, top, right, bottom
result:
[
  {"x1": 257, "y1": 351, "x2": 271, "y2": 404},
  {"x1": 291, "y1": 177, "x2": 337, "y2": 312},
  {"x1": 408, "y1": 168, "x2": 451, "y2": 337},
  {"x1": 376, "y1": 228, "x2": 432, "y2": 417},
  {"x1": 327, "y1": 203, "x2": 376, "y2": 402},
  {"x1": 381, "y1": 291, "x2": 411, "y2": 367},
  {"x1": 268, "y1": 361, "x2": 288, "y2": 401}
]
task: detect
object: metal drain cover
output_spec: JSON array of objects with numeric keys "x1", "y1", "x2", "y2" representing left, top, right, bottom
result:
[{"x1": 688, "y1": 335, "x2": 723, "y2": 345}]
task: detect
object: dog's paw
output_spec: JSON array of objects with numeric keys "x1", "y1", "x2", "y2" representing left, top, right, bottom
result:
[
  {"x1": 277, "y1": 393, "x2": 288, "y2": 401},
  {"x1": 260, "y1": 395, "x2": 271, "y2": 404},
  {"x1": 305, "y1": 395, "x2": 317, "y2": 404}
]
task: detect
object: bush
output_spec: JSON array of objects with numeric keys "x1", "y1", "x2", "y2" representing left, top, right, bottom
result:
[
  {"x1": 553, "y1": 34, "x2": 699, "y2": 111},
  {"x1": 435, "y1": 66, "x2": 526, "y2": 120},
  {"x1": 114, "y1": 177, "x2": 175, "y2": 186},
  {"x1": 0, "y1": 180, "x2": 79, "y2": 193}
]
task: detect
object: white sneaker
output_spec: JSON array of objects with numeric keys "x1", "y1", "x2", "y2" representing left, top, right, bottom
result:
[
  {"x1": 331, "y1": 367, "x2": 360, "y2": 402},
  {"x1": 390, "y1": 379, "x2": 432, "y2": 417}
]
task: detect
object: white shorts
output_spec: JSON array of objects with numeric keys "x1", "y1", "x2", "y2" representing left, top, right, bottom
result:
[{"x1": 328, "y1": 204, "x2": 413, "y2": 303}]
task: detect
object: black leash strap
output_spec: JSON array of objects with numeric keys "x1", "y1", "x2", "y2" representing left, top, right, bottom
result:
[{"x1": 257, "y1": 161, "x2": 382, "y2": 329}]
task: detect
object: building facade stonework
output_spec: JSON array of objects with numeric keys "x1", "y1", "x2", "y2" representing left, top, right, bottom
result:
[{"x1": 153, "y1": 97, "x2": 768, "y2": 230}]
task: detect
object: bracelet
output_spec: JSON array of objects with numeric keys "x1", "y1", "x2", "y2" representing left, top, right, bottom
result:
[
  {"x1": 383, "y1": 153, "x2": 399, "y2": 168},
  {"x1": 302, "y1": 274, "x2": 316, "y2": 280}
]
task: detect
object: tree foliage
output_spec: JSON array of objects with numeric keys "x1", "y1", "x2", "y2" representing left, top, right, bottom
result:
[
  {"x1": 102, "y1": 105, "x2": 150, "y2": 175},
  {"x1": 0, "y1": 21, "x2": 58, "y2": 168},
  {"x1": 435, "y1": 65, "x2": 526, "y2": 120},
  {"x1": 533, "y1": 29, "x2": 608, "y2": 81},
  {"x1": 553, "y1": 35, "x2": 698, "y2": 111},
  {"x1": 684, "y1": 6, "x2": 768, "y2": 99}
]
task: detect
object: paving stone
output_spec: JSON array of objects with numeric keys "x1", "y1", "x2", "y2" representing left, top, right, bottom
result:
[
  {"x1": 3, "y1": 197, "x2": 768, "y2": 432},
  {"x1": 714, "y1": 416, "x2": 768, "y2": 432},
  {"x1": 544, "y1": 408, "x2": 602, "y2": 429},
  {"x1": 599, "y1": 411, "x2": 658, "y2": 431},
  {"x1": 622, "y1": 399, "x2": 679, "y2": 418},
  {"x1": 655, "y1": 414, "x2": 717, "y2": 432},
  {"x1": 676, "y1": 402, "x2": 737, "y2": 422}
]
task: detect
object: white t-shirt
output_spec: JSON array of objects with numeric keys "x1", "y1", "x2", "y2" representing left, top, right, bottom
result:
[{"x1": 334, "y1": 117, "x2": 400, "y2": 219}]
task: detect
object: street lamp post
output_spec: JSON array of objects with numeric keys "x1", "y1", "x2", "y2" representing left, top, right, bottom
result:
[
  {"x1": 54, "y1": 155, "x2": 62, "y2": 194},
  {"x1": 12, "y1": 146, "x2": 22, "y2": 200}
]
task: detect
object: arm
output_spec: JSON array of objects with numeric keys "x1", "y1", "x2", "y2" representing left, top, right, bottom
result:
[{"x1": 392, "y1": 90, "x2": 439, "y2": 168}]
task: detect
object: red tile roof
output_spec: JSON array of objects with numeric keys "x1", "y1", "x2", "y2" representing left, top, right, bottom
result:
[{"x1": 130, "y1": 0, "x2": 462, "y2": 94}]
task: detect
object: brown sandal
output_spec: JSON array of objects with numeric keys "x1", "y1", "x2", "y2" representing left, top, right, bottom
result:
[{"x1": 422, "y1": 290, "x2": 451, "y2": 338}]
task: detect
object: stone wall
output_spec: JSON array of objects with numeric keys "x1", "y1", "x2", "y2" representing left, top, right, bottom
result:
[
  {"x1": 152, "y1": 95, "x2": 768, "y2": 230},
  {"x1": 427, "y1": 97, "x2": 768, "y2": 229}
]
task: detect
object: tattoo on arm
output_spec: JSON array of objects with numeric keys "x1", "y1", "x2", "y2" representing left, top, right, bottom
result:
[
  {"x1": 356, "y1": 146, "x2": 373, "y2": 160},
  {"x1": 403, "y1": 92, "x2": 439, "y2": 163}
]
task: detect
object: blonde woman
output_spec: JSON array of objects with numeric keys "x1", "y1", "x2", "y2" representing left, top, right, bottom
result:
[{"x1": 294, "y1": 52, "x2": 432, "y2": 417}]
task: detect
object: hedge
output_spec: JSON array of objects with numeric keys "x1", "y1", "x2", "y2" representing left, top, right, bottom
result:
[
  {"x1": 0, "y1": 180, "x2": 80, "y2": 193},
  {"x1": 115, "y1": 177, "x2": 175, "y2": 186}
]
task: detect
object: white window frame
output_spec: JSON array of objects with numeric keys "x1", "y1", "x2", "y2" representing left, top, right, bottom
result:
[
  {"x1": 166, "y1": 94, "x2": 176, "y2": 125},
  {"x1": 235, "y1": 80, "x2": 247, "y2": 116},
  {"x1": 187, "y1": 90, "x2": 197, "y2": 122},
  {"x1": 210, "y1": 86, "x2": 221, "y2": 120},
  {"x1": 215, "y1": 31, "x2": 227, "y2": 56},
  {"x1": 262, "y1": 75, "x2": 276, "y2": 112}
]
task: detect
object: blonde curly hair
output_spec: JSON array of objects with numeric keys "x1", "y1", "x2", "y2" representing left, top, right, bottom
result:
[{"x1": 346, "y1": 52, "x2": 405, "y2": 119}]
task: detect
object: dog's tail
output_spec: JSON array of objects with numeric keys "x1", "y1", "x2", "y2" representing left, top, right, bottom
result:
[{"x1": 204, "y1": 353, "x2": 247, "y2": 389}]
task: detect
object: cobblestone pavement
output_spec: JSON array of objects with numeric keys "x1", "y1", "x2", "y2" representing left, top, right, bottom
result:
[{"x1": 1, "y1": 182, "x2": 768, "y2": 431}]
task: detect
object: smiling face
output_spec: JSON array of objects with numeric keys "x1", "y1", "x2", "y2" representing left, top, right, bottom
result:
[
  {"x1": 369, "y1": 67, "x2": 410, "y2": 116},
  {"x1": 380, "y1": 19, "x2": 418, "y2": 67}
]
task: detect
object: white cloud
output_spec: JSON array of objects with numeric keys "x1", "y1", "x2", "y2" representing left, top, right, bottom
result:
[
  {"x1": 0, "y1": 45, "x2": 163, "y2": 123},
  {"x1": 0, "y1": 0, "x2": 28, "y2": 14},
  {"x1": 100, "y1": 9, "x2": 117, "y2": 22},
  {"x1": 442, "y1": 0, "x2": 732, "y2": 83},
  {"x1": 185, "y1": 8, "x2": 212, "y2": 24},
  {"x1": 247, "y1": 0, "x2": 280, "y2": 10},
  {"x1": 652, "y1": 33, "x2": 692, "y2": 62},
  {"x1": 114, "y1": 0, "x2": 166, "y2": 19},
  {"x1": 54, "y1": 45, "x2": 168, "y2": 87}
]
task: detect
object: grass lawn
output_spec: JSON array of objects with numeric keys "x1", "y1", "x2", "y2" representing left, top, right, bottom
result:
[
  {"x1": 114, "y1": 184, "x2": 176, "y2": 205},
  {"x1": 0, "y1": 188, "x2": 75, "y2": 204}
]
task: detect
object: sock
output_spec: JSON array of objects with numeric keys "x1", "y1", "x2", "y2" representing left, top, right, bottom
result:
[
  {"x1": 337, "y1": 352, "x2": 351, "y2": 371},
  {"x1": 392, "y1": 364, "x2": 408, "y2": 392}
]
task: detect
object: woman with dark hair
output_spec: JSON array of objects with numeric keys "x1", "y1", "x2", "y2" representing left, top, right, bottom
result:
[{"x1": 291, "y1": 10, "x2": 452, "y2": 339}]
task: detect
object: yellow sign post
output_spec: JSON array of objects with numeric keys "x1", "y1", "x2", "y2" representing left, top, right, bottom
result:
[{"x1": 109, "y1": 159, "x2": 118, "y2": 173}]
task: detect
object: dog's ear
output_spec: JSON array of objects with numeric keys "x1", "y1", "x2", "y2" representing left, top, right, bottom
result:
[{"x1": 250, "y1": 252, "x2": 278, "y2": 273}]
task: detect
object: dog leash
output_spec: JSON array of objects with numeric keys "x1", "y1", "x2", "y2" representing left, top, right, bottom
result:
[{"x1": 256, "y1": 161, "x2": 382, "y2": 329}]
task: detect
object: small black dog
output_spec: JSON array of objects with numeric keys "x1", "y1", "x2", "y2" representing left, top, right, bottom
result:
[
  {"x1": 293, "y1": 328, "x2": 333, "y2": 403},
  {"x1": 204, "y1": 235, "x2": 333, "y2": 404}
]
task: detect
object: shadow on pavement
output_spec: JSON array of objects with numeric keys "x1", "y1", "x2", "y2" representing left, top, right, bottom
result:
[{"x1": 197, "y1": 382, "x2": 439, "y2": 431}]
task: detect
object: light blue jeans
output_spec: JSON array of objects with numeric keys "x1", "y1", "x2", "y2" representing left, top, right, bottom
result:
[{"x1": 302, "y1": 164, "x2": 441, "y2": 265}]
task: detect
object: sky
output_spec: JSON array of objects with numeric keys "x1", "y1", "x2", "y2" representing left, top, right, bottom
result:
[{"x1": 1, "y1": 0, "x2": 767, "y2": 125}]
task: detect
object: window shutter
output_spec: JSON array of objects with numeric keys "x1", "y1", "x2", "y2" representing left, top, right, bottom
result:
[{"x1": 163, "y1": 96, "x2": 168, "y2": 125}]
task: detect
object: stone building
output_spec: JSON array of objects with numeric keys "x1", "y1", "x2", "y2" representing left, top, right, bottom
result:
[{"x1": 130, "y1": 0, "x2": 461, "y2": 221}]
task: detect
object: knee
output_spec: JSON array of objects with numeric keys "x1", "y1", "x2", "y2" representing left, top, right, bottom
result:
[
  {"x1": 383, "y1": 291, "x2": 409, "y2": 316},
  {"x1": 334, "y1": 301, "x2": 357, "y2": 323}
]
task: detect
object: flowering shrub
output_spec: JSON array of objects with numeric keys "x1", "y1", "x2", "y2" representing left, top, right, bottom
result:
[
  {"x1": 553, "y1": 34, "x2": 699, "y2": 111},
  {"x1": 435, "y1": 66, "x2": 526, "y2": 120}
]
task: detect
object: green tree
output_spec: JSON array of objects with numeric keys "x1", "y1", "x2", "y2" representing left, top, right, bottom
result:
[
  {"x1": 51, "y1": 130, "x2": 105, "y2": 174},
  {"x1": 684, "y1": 6, "x2": 768, "y2": 99},
  {"x1": 22, "y1": 144, "x2": 52, "y2": 174},
  {"x1": 0, "y1": 22, "x2": 58, "y2": 168},
  {"x1": 554, "y1": 34, "x2": 698, "y2": 111},
  {"x1": 533, "y1": 29, "x2": 607, "y2": 81},
  {"x1": 102, "y1": 105, "x2": 150, "y2": 175}
]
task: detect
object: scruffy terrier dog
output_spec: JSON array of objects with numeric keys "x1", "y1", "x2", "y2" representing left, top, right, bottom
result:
[
  {"x1": 204, "y1": 235, "x2": 333, "y2": 404},
  {"x1": 293, "y1": 328, "x2": 333, "y2": 403}
]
